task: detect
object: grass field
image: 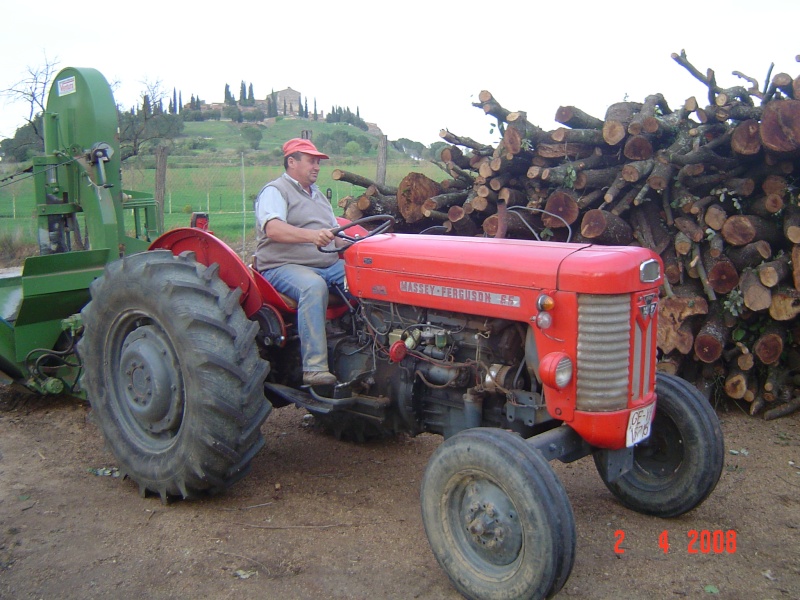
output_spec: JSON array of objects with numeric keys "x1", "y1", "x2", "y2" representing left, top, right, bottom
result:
[{"x1": 0, "y1": 116, "x2": 444, "y2": 253}]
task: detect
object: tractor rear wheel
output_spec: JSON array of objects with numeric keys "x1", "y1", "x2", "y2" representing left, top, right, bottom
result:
[
  {"x1": 421, "y1": 428, "x2": 575, "y2": 600},
  {"x1": 593, "y1": 372, "x2": 724, "y2": 518},
  {"x1": 79, "y1": 250, "x2": 271, "y2": 501}
]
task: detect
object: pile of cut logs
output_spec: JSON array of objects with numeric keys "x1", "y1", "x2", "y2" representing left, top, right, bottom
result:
[{"x1": 334, "y1": 50, "x2": 800, "y2": 420}]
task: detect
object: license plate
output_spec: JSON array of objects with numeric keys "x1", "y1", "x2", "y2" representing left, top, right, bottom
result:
[{"x1": 626, "y1": 403, "x2": 655, "y2": 447}]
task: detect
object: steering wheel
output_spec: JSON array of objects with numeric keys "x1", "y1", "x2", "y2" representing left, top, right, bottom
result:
[{"x1": 320, "y1": 215, "x2": 395, "y2": 252}]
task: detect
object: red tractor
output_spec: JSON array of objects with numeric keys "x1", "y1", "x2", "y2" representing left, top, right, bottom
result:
[
  {"x1": 80, "y1": 218, "x2": 723, "y2": 599},
  {"x1": 8, "y1": 67, "x2": 723, "y2": 600}
]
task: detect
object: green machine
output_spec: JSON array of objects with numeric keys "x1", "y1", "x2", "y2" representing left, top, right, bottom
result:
[{"x1": 0, "y1": 67, "x2": 160, "y2": 394}]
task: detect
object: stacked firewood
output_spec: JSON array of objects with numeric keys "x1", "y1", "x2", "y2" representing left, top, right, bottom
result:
[{"x1": 334, "y1": 50, "x2": 800, "y2": 419}]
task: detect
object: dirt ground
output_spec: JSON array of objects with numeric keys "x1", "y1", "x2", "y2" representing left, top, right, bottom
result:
[{"x1": 0, "y1": 387, "x2": 798, "y2": 600}]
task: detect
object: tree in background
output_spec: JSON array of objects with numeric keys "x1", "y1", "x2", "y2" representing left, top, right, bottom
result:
[
  {"x1": 344, "y1": 140, "x2": 361, "y2": 156},
  {"x1": 141, "y1": 95, "x2": 152, "y2": 118},
  {"x1": 247, "y1": 83, "x2": 255, "y2": 106},
  {"x1": 242, "y1": 108, "x2": 265, "y2": 122},
  {"x1": 313, "y1": 129, "x2": 374, "y2": 156},
  {"x1": 239, "y1": 81, "x2": 247, "y2": 106},
  {"x1": 313, "y1": 98, "x2": 318, "y2": 121},
  {"x1": 118, "y1": 79, "x2": 182, "y2": 159},
  {"x1": 224, "y1": 84, "x2": 236, "y2": 105},
  {"x1": 118, "y1": 106, "x2": 182, "y2": 159},
  {"x1": 0, "y1": 115, "x2": 43, "y2": 162},
  {"x1": 392, "y1": 138, "x2": 425, "y2": 159},
  {"x1": 0, "y1": 58, "x2": 58, "y2": 155},
  {"x1": 223, "y1": 105, "x2": 243, "y2": 123},
  {"x1": 265, "y1": 90, "x2": 280, "y2": 118},
  {"x1": 325, "y1": 105, "x2": 368, "y2": 131},
  {"x1": 241, "y1": 125, "x2": 263, "y2": 150}
]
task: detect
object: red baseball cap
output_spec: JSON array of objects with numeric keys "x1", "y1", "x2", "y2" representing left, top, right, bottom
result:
[{"x1": 282, "y1": 138, "x2": 329, "y2": 159}]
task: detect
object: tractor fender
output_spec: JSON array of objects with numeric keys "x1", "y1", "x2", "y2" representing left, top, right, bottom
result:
[
  {"x1": 149, "y1": 218, "x2": 363, "y2": 319},
  {"x1": 149, "y1": 228, "x2": 263, "y2": 317}
]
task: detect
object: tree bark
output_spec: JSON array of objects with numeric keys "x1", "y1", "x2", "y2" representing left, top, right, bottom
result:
[
  {"x1": 331, "y1": 169, "x2": 397, "y2": 196},
  {"x1": 769, "y1": 286, "x2": 800, "y2": 321},
  {"x1": 542, "y1": 190, "x2": 580, "y2": 228},
  {"x1": 764, "y1": 397, "x2": 800, "y2": 420},
  {"x1": 580, "y1": 209, "x2": 633, "y2": 245},
  {"x1": 753, "y1": 323, "x2": 786, "y2": 365},
  {"x1": 760, "y1": 99, "x2": 800, "y2": 153},
  {"x1": 694, "y1": 312, "x2": 730, "y2": 364},
  {"x1": 757, "y1": 253, "x2": 791, "y2": 288},
  {"x1": 731, "y1": 119, "x2": 762, "y2": 155},
  {"x1": 555, "y1": 105, "x2": 604, "y2": 130},
  {"x1": 739, "y1": 269, "x2": 772, "y2": 312},
  {"x1": 396, "y1": 172, "x2": 442, "y2": 224},
  {"x1": 726, "y1": 240, "x2": 772, "y2": 271},
  {"x1": 723, "y1": 365, "x2": 749, "y2": 400},
  {"x1": 782, "y1": 205, "x2": 800, "y2": 244},
  {"x1": 447, "y1": 205, "x2": 478, "y2": 237},
  {"x1": 622, "y1": 159, "x2": 655, "y2": 183},
  {"x1": 720, "y1": 214, "x2": 784, "y2": 247},
  {"x1": 703, "y1": 248, "x2": 739, "y2": 294},
  {"x1": 602, "y1": 102, "x2": 643, "y2": 145}
]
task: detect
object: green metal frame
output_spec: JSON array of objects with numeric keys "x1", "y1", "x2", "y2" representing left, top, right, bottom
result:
[{"x1": 0, "y1": 67, "x2": 161, "y2": 394}]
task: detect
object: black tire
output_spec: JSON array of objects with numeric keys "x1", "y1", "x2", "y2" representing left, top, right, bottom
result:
[
  {"x1": 79, "y1": 250, "x2": 271, "y2": 500},
  {"x1": 594, "y1": 372, "x2": 724, "y2": 518},
  {"x1": 421, "y1": 428, "x2": 576, "y2": 600}
]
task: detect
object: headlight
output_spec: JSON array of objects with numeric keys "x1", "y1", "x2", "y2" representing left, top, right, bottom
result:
[
  {"x1": 536, "y1": 312, "x2": 553, "y2": 329},
  {"x1": 640, "y1": 259, "x2": 661, "y2": 283},
  {"x1": 537, "y1": 294, "x2": 555, "y2": 311},
  {"x1": 536, "y1": 294, "x2": 555, "y2": 329},
  {"x1": 539, "y1": 352, "x2": 573, "y2": 389}
]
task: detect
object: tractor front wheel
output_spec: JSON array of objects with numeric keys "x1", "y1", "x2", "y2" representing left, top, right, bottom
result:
[
  {"x1": 594, "y1": 372, "x2": 724, "y2": 518},
  {"x1": 79, "y1": 250, "x2": 271, "y2": 501},
  {"x1": 421, "y1": 428, "x2": 575, "y2": 600}
]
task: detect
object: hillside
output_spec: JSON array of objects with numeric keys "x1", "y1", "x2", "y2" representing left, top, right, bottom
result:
[{"x1": 165, "y1": 117, "x2": 426, "y2": 168}]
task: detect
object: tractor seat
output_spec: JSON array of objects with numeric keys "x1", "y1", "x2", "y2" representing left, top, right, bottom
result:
[{"x1": 248, "y1": 265, "x2": 350, "y2": 318}]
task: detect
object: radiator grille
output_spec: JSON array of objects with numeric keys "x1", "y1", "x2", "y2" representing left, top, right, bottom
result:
[{"x1": 576, "y1": 294, "x2": 631, "y2": 411}]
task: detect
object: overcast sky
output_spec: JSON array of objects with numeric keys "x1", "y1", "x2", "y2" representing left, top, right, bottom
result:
[{"x1": 2, "y1": 0, "x2": 798, "y2": 148}]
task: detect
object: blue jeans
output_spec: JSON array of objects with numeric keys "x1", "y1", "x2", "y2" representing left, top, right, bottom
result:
[{"x1": 261, "y1": 260, "x2": 346, "y2": 373}]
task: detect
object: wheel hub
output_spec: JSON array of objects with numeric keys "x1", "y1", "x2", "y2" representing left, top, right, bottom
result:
[
  {"x1": 460, "y1": 478, "x2": 523, "y2": 566},
  {"x1": 635, "y1": 413, "x2": 684, "y2": 477},
  {"x1": 119, "y1": 325, "x2": 183, "y2": 434}
]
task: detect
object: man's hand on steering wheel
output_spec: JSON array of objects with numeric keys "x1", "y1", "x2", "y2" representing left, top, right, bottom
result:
[
  {"x1": 312, "y1": 228, "x2": 336, "y2": 248},
  {"x1": 319, "y1": 215, "x2": 395, "y2": 252}
]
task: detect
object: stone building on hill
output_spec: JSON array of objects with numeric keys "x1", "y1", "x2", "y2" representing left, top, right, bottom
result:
[
  {"x1": 191, "y1": 87, "x2": 322, "y2": 118},
  {"x1": 272, "y1": 87, "x2": 301, "y2": 114}
]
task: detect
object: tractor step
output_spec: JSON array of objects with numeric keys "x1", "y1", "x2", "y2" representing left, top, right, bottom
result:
[{"x1": 264, "y1": 382, "x2": 355, "y2": 414}]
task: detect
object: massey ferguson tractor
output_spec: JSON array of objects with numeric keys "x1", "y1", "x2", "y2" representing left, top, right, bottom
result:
[{"x1": 0, "y1": 67, "x2": 725, "y2": 600}]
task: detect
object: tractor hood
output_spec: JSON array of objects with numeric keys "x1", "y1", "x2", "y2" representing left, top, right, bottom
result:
[
  {"x1": 345, "y1": 234, "x2": 582, "y2": 292},
  {"x1": 346, "y1": 234, "x2": 660, "y2": 296}
]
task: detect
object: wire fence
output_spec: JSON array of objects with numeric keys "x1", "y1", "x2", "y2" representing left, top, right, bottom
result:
[{"x1": 0, "y1": 154, "x2": 432, "y2": 260}]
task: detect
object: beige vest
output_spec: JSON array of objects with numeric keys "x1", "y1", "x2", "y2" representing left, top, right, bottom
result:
[{"x1": 254, "y1": 175, "x2": 338, "y2": 271}]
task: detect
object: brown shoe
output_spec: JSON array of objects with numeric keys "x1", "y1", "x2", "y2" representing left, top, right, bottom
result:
[{"x1": 303, "y1": 371, "x2": 337, "y2": 386}]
